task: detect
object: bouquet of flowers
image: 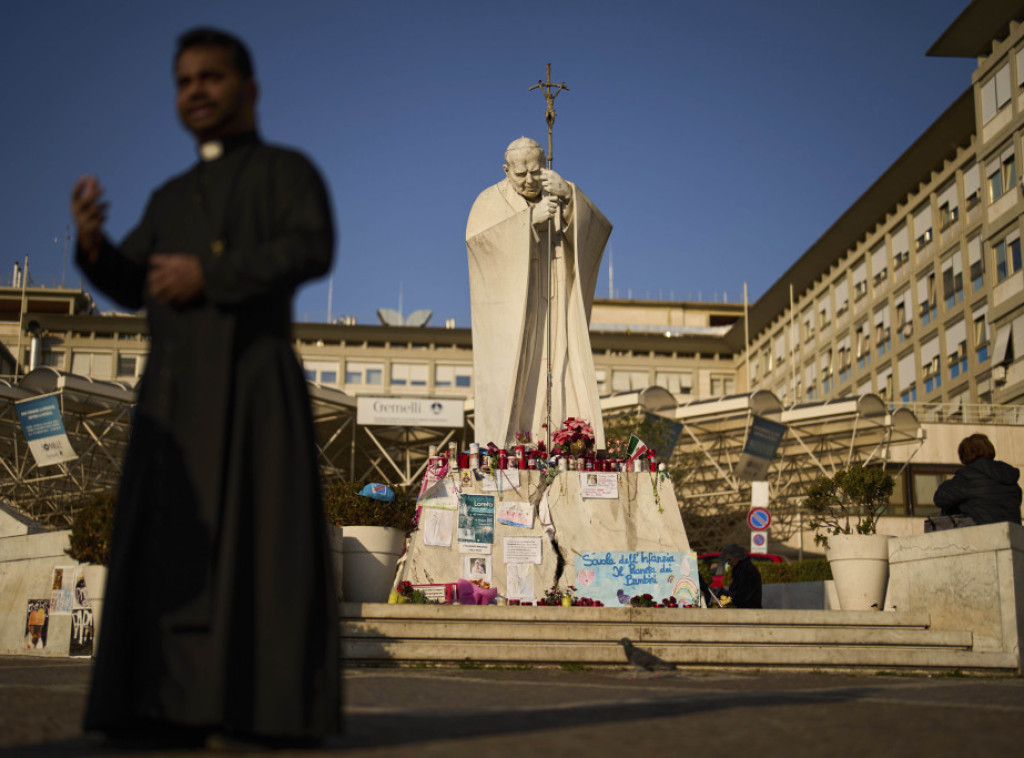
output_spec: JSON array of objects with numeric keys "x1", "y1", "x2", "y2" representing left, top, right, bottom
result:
[
  {"x1": 605, "y1": 436, "x2": 627, "y2": 459},
  {"x1": 391, "y1": 580, "x2": 430, "y2": 604},
  {"x1": 552, "y1": 417, "x2": 595, "y2": 457}
]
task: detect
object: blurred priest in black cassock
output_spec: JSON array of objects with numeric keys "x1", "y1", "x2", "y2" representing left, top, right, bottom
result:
[{"x1": 70, "y1": 28, "x2": 339, "y2": 748}]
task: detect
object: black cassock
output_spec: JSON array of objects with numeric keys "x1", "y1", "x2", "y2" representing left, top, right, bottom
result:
[{"x1": 78, "y1": 132, "x2": 340, "y2": 739}]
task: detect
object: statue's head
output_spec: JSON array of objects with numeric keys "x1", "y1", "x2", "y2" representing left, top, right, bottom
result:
[{"x1": 503, "y1": 137, "x2": 545, "y2": 199}]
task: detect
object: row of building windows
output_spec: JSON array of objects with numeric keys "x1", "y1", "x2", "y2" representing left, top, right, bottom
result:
[
  {"x1": 754, "y1": 304, "x2": 994, "y2": 402},
  {"x1": 979, "y1": 47, "x2": 1024, "y2": 127},
  {"x1": 310, "y1": 361, "x2": 736, "y2": 399},
  {"x1": 753, "y1": 115, "x2": 1024, "y2": 394},
  {"x1": 763, "y1": 120, "x2": 1024, "y2": 366},
  {"x1": 38, "y1": 348, "x2": 739, "y2": 402},
  {"x1": 302, "y1": 360, "x2": 473, "y2": 389},
  {"x1": 42, "y1": 350, "x2": 147, "y2": 381}
]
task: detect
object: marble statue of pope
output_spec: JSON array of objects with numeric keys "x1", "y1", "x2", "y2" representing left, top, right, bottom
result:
[{"x1": 466, "y1": 137, "x2": 612, "y2": 448}]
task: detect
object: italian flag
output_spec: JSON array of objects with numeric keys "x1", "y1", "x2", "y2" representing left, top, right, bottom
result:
[{"x1": 626, "y1": 434, "x2": 648, "y2": 462}]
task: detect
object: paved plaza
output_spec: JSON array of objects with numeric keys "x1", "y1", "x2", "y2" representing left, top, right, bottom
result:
[{"x1": 2, "y1": 655, "x2": 1024, "y2": 756}]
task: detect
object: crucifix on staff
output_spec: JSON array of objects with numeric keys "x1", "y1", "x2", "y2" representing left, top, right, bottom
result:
[{"x1": 530, "y1": 63, "x2": 570, "y2": 450}]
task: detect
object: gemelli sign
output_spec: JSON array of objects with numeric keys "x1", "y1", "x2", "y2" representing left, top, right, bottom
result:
[{"x1": 356, "y1": 397, "x2": 464, "y2": 428}]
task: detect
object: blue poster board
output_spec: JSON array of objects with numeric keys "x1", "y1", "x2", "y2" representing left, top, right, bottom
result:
[
  {"x1": 457, "y1": 494, "x2": 494, "y2": 544},
  {"x1": 736, "y1": 414, "x2": 787, "y2": 481},
  {"x1": 572, "y1": 550, "x2": 702, "y2": 607},
  {"x1": 15, "y1": 394, "x2": 77, "y2": 466}
]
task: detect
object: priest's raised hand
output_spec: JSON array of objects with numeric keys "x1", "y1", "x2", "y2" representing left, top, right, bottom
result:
[{"x1": 70, "y1": 175, "x2": 108, "y2": 263}]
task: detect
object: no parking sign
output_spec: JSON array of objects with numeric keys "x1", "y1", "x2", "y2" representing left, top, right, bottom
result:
[
  {"x1": 747, "y1": 507, "x2": 771, "y2": 531},
  {"x1": 748, "y1": 506, "x2": 770, "y2": 555},
  {"x1": 750, "y1": 530, "x2": 768, "y2": 554}
]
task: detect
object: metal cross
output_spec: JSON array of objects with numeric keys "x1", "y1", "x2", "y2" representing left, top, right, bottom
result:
[{"x1": 529, "y1": 63, "x2": 569, "y2": 169}]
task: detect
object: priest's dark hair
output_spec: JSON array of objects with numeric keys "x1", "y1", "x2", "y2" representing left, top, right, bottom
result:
[{"x1": 176, "y1": 27, "x2": 254, "y2": 80}]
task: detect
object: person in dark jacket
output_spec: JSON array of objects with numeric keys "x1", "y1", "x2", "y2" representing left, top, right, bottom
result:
[
  {"x1": 934, "y1": 434, "x2": 1022, "y2": 525},
  {"x1": 718, "y1": 544, "x2": 762, "y2": 609}
]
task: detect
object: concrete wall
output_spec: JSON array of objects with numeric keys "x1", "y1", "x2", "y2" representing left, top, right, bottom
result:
[
  {"x1": 886, "y1": 522, "x2": 1024, "y2": 665},
  {"x1": 890, "y1": 423, "x2": 1024, "y2": 470},
  {"x1": 0, "y1": 530, "x2": 78, "y2": 656},
  {"x1": 0, "y1": 503, "x2": 46, "y2": 539},
  {"x1": 762, "y1": 580, "x2": 838, "y2": 610}
]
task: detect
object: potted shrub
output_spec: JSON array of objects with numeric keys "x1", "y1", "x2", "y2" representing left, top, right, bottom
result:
[
  {"x1": 323, "y1": 480, "x2": 417, "y2": 603},
  {"x1": 64, "y1": 491, "x2": 116, "y2": 649},
  {"x1": 803, "y1": 465, "x2": 895, "y2": 611}
]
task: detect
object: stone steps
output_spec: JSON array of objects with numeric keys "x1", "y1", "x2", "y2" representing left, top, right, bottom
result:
[{"x1": 340, "y1": 603, "x2": 1018, "y2": 673}]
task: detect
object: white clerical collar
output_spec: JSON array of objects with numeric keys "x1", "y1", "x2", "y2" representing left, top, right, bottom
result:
[{"x1": 199, "y1": 141, "x2": 224, "y2": 162}]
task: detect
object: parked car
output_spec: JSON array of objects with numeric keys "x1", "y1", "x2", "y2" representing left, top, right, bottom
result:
[{"x1": 698, "y1": 551, "x2": 785, "y2": 588}]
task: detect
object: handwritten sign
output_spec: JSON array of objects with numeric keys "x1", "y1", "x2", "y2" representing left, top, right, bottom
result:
[
  {"x1": 411, "y1": 583, "x2": 456, "y2": 604},
  {"x1": 418, "y1": 479, "x2": 458, "y2": 510},
  {"x1": 421, "y1": 507, "x2": 454, "y2": 547},
  {"x1": 506, "y1": 564, "x2": 535, "y2": 600},
  {"x1": 481, "y1": 469, "x2": 521, "y2": 491},
  {"x1": 503, "y1": 536, "x2": 542, "y2": 564},
  {"x1": 496, "y1": 501, "x2": 533, "y2": 528},
  {"x1": 573, "y1": 551, "x2": 702, "y2": 607},
  {"x1": 579, "y1": 472, "x2": 619, "y2": 499}
]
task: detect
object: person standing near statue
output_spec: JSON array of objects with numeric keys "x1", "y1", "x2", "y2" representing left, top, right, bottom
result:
[
  {"x1": 718, "y1": 544, "x2": 762, "y2": 609},
  {"x1": 466, "y1": 137, "x2": 611, "y2": 448},
  {"x1": 70, "y1": 28, "x2": 339, "y2": 748}
]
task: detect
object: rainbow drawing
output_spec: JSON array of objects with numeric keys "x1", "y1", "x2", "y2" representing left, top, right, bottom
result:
[{"x1": 672, "y1": 576, "x2": 700, "y2": 606}]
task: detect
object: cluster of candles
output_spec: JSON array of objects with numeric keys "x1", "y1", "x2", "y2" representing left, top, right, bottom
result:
[{"x1": 427, "y1": 442, "x2": 664, "y2": 473}]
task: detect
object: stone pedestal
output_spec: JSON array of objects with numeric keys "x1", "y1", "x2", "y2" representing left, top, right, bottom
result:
[
  {"x1": 886, "y1": 522, "x2": 1024, "y2": 664},
  {"x1": 398, "y1": 470, "x2": 690, "y2": 601}
]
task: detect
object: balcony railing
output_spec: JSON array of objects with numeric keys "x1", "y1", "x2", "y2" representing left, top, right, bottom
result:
[{"x1": 898, "y1": 401, "x2": 1024, "y2": 425}]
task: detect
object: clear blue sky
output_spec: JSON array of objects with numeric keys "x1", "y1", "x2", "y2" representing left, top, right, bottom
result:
[{"x1": 1, "y1": 1, "x2": 976, "y2": 326}]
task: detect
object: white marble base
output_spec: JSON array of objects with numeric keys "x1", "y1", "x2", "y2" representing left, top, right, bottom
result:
[{"x1": 399, "y1": 470, "x2": 690, "y2": 601}]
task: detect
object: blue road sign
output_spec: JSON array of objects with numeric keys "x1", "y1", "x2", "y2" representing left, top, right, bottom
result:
[{"x1": 747, "y1": 507, "x2": 771, "y2": 530}]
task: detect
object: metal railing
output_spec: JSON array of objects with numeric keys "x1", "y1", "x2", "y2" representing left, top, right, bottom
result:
[{"x1": 897, "y1": 401, "x2": 1024, "y2": 425}]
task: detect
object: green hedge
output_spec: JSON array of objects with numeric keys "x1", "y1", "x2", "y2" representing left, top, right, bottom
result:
[
  {"x1": 322, "y1": 480, "x2": 418, "y2": 532},
  {"x1": 759, "y1": 559, "x2": 832, "y2": 584}
]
